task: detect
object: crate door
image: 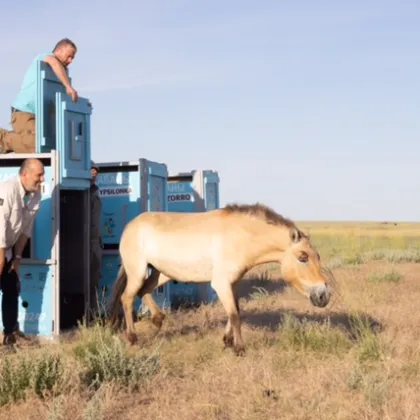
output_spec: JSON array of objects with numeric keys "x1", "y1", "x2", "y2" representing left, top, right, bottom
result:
[
  {"x1": 139, "y1": 158, "x2": 168, "y2": 212},
  {"x1": 203, "y1": 172, "x2": 220, "y2": 211},
  {"x1": 55, "y1": 92, "x2": 92, "y2": 189},
  {"x1": 138, "y1": 159, "x2": 171, "y2": 307}
]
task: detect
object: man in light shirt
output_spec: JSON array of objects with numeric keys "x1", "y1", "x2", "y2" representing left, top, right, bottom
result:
[{"x1": 0, "y1": 158, "x2": 44, "y2": 350}]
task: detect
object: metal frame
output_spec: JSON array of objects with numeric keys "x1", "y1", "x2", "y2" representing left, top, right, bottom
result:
[{"x1": 51, "y1": 150, "x2": 60, "y2": 337}]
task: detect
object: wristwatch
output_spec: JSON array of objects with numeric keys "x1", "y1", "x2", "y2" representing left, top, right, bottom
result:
[{"x1": 15, "y1": 255, "x2": 21, "y2": 260}]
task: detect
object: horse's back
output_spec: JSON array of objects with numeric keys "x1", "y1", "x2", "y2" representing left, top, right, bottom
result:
[
  {"x1": 120, "y1": 210, "x2": 226, "y2": 282},
  {"x1": 129, "y1": 209, "x2": 225, "y2": 232}
]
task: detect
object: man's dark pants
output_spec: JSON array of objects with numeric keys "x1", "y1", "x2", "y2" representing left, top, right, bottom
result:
[{"x1": 0, "y1": 258, "x2": 20, "y2": 336}]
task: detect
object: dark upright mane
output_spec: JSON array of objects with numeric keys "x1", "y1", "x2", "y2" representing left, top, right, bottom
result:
[{"x1": 223, "y1": 203, "x2": 297, "y2": 229}]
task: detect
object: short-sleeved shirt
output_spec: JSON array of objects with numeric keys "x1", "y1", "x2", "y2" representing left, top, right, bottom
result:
[
  {"x1": 0, "y1": 176, "x2": 41, "y2": 258},
  {"x1": 12, "y1": 52, "x2": 54, "y2": 114}
]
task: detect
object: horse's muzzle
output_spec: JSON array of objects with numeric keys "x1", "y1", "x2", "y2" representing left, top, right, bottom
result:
[{"x1": 309, "y1": 285, "x2": 330, "y2": 308}]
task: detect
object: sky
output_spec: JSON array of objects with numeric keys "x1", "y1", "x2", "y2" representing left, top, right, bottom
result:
[{"x1": 0, "y1": 0, "x2": 419, "y2": 221}]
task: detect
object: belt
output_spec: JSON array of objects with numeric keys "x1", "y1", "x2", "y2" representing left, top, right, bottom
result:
[{"x1": 11, "y1": 107, "x2": 33, "y2": 115}]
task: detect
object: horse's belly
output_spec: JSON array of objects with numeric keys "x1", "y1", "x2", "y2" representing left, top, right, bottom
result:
[{"x1": 149, "y1": 249, "x2": 214, "y2": 282}]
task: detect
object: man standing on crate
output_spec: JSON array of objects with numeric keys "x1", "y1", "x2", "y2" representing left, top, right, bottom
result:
[
  {"x1": 89, "y1": 162, "x2": 103, "y2": 319},
  {"x1": 0, "y1": 158, "x2": 44, "y2": 351},
  {"x1": 0, "y1": 38, "x2": 79, "y2": 154}
]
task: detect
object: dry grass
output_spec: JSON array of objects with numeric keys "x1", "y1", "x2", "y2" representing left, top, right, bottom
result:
[{"x1": 2, "y1": 221, "x2": 420, "y2": 419}]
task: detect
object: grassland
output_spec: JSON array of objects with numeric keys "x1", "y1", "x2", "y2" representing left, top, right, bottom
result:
[{"x1": 1, "y1": 221, "x2": 420, "y2": 419}]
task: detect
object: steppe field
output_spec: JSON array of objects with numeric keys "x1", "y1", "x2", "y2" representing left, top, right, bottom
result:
[{"x1": 1, "y1": 220, "x2": 420, "y2": 420}]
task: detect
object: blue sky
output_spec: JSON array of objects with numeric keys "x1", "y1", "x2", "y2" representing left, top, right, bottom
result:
[{"x1": 1, "y1": 0, "x2": 418, "y2": 221}]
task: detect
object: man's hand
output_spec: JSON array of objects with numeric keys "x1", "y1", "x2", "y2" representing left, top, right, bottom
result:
[
  {"x1": 66, "y1": 86, "x2": 78, "y2": 103},
  {"x1": 9, "y1": 258, "x2": 20, "y2": 275},
  {"x1": 0, "y1": 248, "x2": 5, "y2": 275}
]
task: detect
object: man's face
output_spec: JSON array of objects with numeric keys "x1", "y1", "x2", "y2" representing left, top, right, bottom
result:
[
  {"x1": 22, "y1": 164, "x2": 45, "y2": 193},
  {"x1": 91, "y1": 168, "x2": 98, "y2": 184},
  {"x1": 56, "y1": 45, "x2": 76, "y2": 67}
]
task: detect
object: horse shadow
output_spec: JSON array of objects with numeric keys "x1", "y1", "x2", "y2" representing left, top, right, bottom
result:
[
  {"x1": 241, "y1": 309, "x2": 383, "y2": 339},
  {"x1": 157, "y1": 271, "x2": 383, "y2": 342},
  {"x1": 159, "y1": 306, "x2": 383, "y2": 343},
  {"x1": 234, "y1": 271, "x2": 288, "y2": 301}
]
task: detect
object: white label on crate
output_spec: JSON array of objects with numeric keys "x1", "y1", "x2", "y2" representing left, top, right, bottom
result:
[
  {"x1": 18, "y1": 312, "x2": 47, "y2": 322},
  {"x1": 168, "y1": 193, "x2": 193, "y2": 202},
  {"x1": 99, "y1": 186, "x2": 133, "y2": 197}
]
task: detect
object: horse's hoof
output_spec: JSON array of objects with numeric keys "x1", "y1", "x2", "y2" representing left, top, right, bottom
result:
[
  {"x1": 110, "y1": 319, "x2": 121, "y2": 332},
  {"x1": 223, "y1": 334, "x2": 234, "y2": 348},
  {"x1": 234, "y1": 345, "x2": 246, "y2": 357},
  {"x1": 151, "y1": 312, "x2": 166, "y2": 330},
  {"x1": 127, "y1": 332, "x2": 138, "y2": 345}
]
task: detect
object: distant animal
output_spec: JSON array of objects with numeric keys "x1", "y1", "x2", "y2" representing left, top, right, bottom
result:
[{"x1": 109, "y1": 203, "x2": 331, "y2": 356}]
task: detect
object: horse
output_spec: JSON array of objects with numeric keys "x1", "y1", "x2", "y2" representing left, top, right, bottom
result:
[{"x1": 109, "y1": 203, "x2": 331, "y2": 356}]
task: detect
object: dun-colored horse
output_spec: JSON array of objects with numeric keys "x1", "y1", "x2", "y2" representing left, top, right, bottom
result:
[{"x1": 109, "y1": 203, "x2": 331, "y2": 355}]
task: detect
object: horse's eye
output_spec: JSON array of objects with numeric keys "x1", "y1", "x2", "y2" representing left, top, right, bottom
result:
[{"x1": 298, "y1": 252, "x2": 309, "y2": 263}]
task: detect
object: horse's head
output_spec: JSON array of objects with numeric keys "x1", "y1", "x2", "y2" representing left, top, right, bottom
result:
[{"x1": 280, "y1": 227, "x2": 330, "y2": 308}]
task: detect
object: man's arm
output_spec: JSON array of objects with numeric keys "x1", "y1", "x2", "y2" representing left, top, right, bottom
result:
[
  {"x1": 10, "y1": 207, "x2": 37, "y2": 272},
  {"x1": 43, "y1": 55, "x2": 72, "y2": 90},
  {"x1": 13, "y1": 234, "x2": 29, "y2": 259},
  {"x1": 43, "y1": 55, "x2": 78, "y2": 103},
  {"x1": 0, "y1": 191, "x2": 12, "y2": 272}
]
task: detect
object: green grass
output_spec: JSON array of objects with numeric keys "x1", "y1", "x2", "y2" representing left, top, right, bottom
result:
[
  {"x1": 309, "y1": 234, "x2": 420, "y2": 268},
  {"x1": 0, "y1": 322, "x2": 161, "y2": 408},
  {"x1": 367, "y1": 269, "x2": 403, "y2": 284}
]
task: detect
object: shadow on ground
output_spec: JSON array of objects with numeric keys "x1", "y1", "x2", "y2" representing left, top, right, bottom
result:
[
  {"x1": 158, "y1": 306, "x2": 383, "y2": 343},
  {"x1": 242, "y1": 309, "x2": 383, "y2": 338},
  {"x1": 168, "y1": 272, "x2": 288, "y2": 311},
  {"x1": 148, "y1": 271, "x2": 384, "y2": 342},
  {"x1": 235, "y1": 272, "x2": 288, "y2": 301}
]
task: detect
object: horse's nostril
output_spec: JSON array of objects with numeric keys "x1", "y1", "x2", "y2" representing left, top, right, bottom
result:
[{"x1": 310, "y1": 287, "x2": 329, "y2": 308}]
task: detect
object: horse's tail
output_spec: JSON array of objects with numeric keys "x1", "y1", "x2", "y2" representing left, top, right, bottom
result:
[{"x1": 109, "y1": 263, "x2": 127, "y2": 329}]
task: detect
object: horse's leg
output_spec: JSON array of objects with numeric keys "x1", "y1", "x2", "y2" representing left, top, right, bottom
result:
[
  {"x1": 222, "y1": 282, "x2": 241, "y2": 349},
  {"x1": 136, "y1": 267, "x2": 165, "y2": 328},
  {"x1": 137, "y1": 270, "x2": 171, "y2": 327},
  {"x1": 121, "y1": 263, "x2": 148, "y2": 345},
  {"x1": 212, "y1": 278, "x2": 245, "y2": 356},
  {"x1": 141, "y1": 293, "x2": 166, "y2": 329}
]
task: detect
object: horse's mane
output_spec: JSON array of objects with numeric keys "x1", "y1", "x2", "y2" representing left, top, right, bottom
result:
[{"x1": 223, "y1": 202, "x2": 298, "y2": 230}]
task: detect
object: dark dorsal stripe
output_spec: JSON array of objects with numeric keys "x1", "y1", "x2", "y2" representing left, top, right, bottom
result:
[{"x1": 223, "y1": 202, "x2": 298, "y2": 229}]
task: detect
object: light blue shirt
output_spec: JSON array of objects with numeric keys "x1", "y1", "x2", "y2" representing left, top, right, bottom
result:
[{"x1": 12, "y1": 52, "x2": 53, "y2": 114}]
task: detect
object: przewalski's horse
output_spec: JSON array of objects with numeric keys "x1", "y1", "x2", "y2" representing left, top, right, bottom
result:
[{"x1": 109, "y1": 203, "x2": 330, "y2": 356}]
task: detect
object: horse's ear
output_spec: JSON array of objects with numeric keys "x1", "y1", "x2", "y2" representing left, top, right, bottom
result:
[{"x1": 290, "y1": 227, "x2": 301, "y2": 243}]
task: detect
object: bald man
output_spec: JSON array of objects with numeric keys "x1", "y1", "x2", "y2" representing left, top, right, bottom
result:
[{"x1": 0, "y1": 158, "x2": 44, "y2": 350}]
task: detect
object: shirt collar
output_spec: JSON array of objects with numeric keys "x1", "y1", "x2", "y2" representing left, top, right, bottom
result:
[{"x1": 17, "y1": 176, "x2": 29, "y2": 203}]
